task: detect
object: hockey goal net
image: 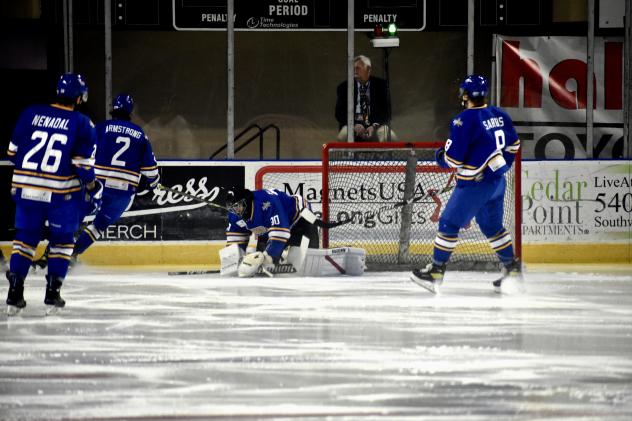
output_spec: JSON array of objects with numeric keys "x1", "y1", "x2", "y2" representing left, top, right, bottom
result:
[{"x1": 255, "y1": 142, "x2": 521, "y2": 271}]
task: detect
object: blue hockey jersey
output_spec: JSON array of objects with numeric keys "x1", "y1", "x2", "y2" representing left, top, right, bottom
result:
[
  {"x1": 93, "y1": 119, "x2": 159, "y2": 194},
  {"x1": 441, "y1": 105, "x2": 520, "y2": 185},
  {"x1": 7, "y1": 104, "x2": 96, "y2": 202},
  {"x1": 226, "y1": 189, "x2": 307, "y2": 259}
]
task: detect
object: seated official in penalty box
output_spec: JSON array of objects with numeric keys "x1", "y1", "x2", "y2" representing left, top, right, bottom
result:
[{"x1": 220, "y1": 187, "x2": 366, "y2": 277}]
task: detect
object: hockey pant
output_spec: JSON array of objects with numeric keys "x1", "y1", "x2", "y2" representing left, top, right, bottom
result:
[
  {"x1": 74, "y1": 191, "x2": 134, "y2": 255},
  {"x1": 433, "y1": 176, "x2": 514, "y2": 265},
  {"x1": 11, "y1": 198, "x2": 81, "y2": 279}
]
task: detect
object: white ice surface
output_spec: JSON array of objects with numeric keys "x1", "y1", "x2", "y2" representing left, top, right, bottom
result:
[{"x1": 1, "y1": 266, "x2": 632, "y2": 420}]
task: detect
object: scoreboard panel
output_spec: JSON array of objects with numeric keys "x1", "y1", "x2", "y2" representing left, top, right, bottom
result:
[{"x1": 172, "y1": 0, "x2": 427, "y2": 31}]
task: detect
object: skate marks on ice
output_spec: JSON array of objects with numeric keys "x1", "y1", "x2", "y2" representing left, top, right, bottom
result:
[{"x1": 1, "y1": 268, "x2": 631, "y2": 420}]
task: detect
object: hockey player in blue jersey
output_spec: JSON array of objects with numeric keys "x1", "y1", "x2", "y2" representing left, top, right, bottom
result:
[
  {"x1": 410, "y1": 74, "x2": 522, "y2": 294},
  {"x1": 225, "y1": 187, "x2": 319, "y2": 276},
  {"x1": 72, "y1": 93, "x2": 159, "y2": 259},
  {"x1": 5, "y1": 73, "x2": 103, "y2": 315}
]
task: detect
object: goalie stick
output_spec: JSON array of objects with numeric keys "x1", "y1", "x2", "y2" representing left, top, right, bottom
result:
[
  {"x1": 157, "y1": 184, "x2": 350, "y2": 229},
  {"x1": 168, "y1": 264, "x2": 296, "y2": 277},
  {"x1": 168, "y1": 269, "x2": 219, "y2": 276}
]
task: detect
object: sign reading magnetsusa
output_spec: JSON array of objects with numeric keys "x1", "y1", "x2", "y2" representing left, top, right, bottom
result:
[
  {"x1": 172, "y1": 0, "x2": 426, "y2": 31},
  {"x1": 0, "y1": 163, "x2": 244, "y2": 242}
]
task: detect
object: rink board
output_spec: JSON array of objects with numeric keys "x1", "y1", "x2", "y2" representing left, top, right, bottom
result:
[{"x1": 2, "y1": 241, "x2": 630, "y2": 266}]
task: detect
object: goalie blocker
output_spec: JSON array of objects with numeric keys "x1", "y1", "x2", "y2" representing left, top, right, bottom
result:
[{"x1": 220, "y1": 243, "x2": 366, "y2": 277}]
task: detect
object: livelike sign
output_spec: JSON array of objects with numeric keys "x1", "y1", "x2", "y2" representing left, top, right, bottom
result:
[
  {"x1": 172, "y1": 0, "x2": 426, "y2": 31},
  {"x1": 496, "y1": 36, "x2": 624, "y2": 159}
]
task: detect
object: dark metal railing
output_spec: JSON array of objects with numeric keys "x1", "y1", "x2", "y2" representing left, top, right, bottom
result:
[{"x1": 209, "y1": 124, "x2": 281, "y2": 159}]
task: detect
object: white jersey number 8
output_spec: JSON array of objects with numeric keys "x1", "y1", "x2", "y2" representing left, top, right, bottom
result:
[{"x1": 494, "y1": 129, "x2": 506, "y2": 150}]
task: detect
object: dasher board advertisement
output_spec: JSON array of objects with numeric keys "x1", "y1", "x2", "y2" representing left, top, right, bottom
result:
[
  {"x1": 522, "y1": 161, "x2": 631, "y2": 243},
  {"x1": 0, "y1": 162, "x2": 244, "y2": 242}
]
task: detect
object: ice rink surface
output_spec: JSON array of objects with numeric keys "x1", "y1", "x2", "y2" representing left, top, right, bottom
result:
[{"x1": 1, "y1": 264, "x2": 632, "y2": 420}]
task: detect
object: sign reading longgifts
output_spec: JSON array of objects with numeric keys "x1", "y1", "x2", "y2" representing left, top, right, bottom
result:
[{"x1": 495, "y1": 36, "x2": 624, "y2": 159}]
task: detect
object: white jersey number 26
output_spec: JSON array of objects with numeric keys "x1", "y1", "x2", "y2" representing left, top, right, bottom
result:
[{"x1": 23, "y1": 130, "x2": 68, "y2": 174}]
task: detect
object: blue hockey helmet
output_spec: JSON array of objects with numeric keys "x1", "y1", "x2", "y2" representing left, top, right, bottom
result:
[
  {"x1": 459, "y1": 74, "x2": 488, "y2": 98},
  {"x1": 56, "y1": 73, "x2": 88, "y2": 103},
  {"x1": 112, "y1": 93, "x2": 134, "y2": 114}
]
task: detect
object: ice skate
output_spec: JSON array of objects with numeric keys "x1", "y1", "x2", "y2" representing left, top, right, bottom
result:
[
  {"x1": 493, "y1": 258, "x2": 524, "y2": 294},
  {"x1": 44, "y1": 276, "x2": 65, "y2": 315},
  {"x1": 6, "y1": 272, "x2": 26, "y2": 316},
  {"x1": 410, "y1": 262, "x2": 446, "y2": 294}
]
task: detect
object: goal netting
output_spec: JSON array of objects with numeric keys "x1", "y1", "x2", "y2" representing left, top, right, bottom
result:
[{"x1": 256, "y1": 142, "x2": 521, "y2": 271}]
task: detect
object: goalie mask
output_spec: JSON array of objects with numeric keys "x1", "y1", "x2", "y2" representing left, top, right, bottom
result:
[{"x1": 225, "y1": 186, "x2": 253, "y2": 219}]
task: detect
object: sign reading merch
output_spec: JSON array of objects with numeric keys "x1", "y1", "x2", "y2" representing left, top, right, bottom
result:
[{"x1": 0, "y1": 162, "x2": 244, "y2": 242}]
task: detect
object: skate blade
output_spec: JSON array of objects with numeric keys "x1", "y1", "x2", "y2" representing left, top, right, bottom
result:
[
  {"x1": 7, "y1": 305, "x2": 24, "y2": 316},
  {"x1": 45, "y1": 305, "x2": 63, "y2": 316},
  {"x1": 410, "y1": 275, "x2": 440, "y2": 294}
]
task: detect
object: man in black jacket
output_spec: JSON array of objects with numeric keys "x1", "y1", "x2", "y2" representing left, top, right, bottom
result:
[{"x1": 335, "y1": 55, "x2": 396, "y2": 142}]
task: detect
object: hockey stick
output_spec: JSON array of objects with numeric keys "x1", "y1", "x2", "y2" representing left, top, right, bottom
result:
[
  {"x1": 168, "y1": 264, "x2": 297, "y2": 277},
  {"x1": 299, "y1": 207, "x2": 352, "y2": 229},
  {"x1": 168, "y1": 269, "x2": 219, "y2": 276},
  {"x1": 363, "y1": 173, "x2": 457, "y2": 218}
]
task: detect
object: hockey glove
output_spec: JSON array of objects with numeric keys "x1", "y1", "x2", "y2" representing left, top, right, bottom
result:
[
  {"x1": 83, "y1": 179, "x2": 104, "y2": 215},
  {"x1": 435, "y1": 147, "x2": 450, "y2": 169},
  {"x1": 137, "y1": 175, "x2": 160, "y2": 194},
  {"x1": 238, "y1": 251, "x2": 276, "y2": 278}
]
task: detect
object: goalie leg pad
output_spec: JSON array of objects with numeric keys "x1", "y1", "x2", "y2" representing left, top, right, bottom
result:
[
  {"x1": 220, "y1": 244, "x2": 244, "y2": 276},
  {"x1": 344, "y1": 247, "x2": 367, "y2": 276},
  {"x1": 301, "y1": 247, "x2": 366, "y2": 277}
]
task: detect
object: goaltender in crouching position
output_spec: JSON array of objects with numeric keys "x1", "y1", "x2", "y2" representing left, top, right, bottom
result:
[
  {"x1": 221, "y1": 187, "x2": 365, "y2": 277},
  {"x1": 410, "y1": 74, "x2": 522, "y2": 294}
]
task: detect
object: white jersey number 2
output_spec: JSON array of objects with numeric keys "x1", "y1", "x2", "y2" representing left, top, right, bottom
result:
[{"x1": 112, "y1": 136, "x2": 131, "y2": 166}]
